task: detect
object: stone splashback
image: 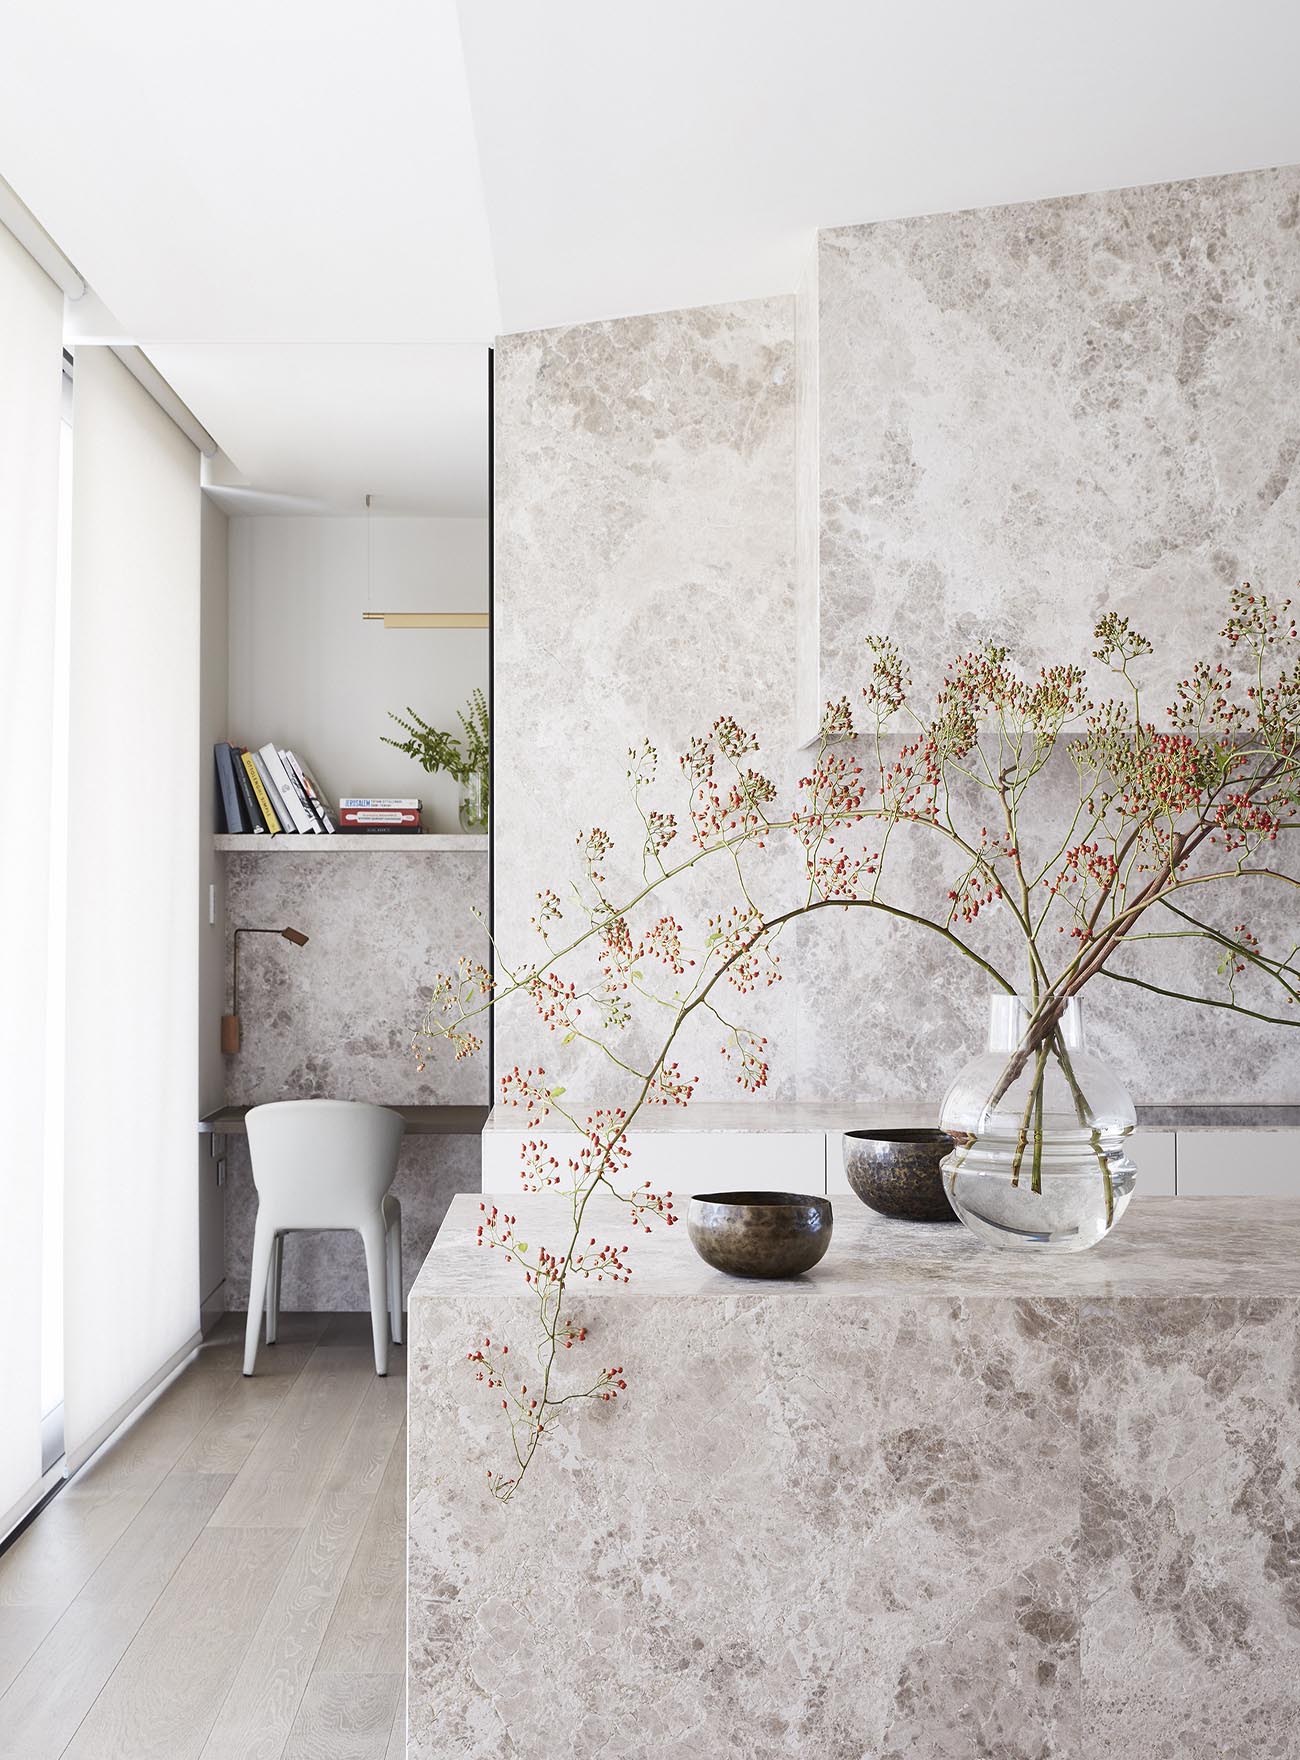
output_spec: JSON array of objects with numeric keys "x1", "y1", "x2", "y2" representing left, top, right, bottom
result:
[
  {"x1": 222, "y1": 847, "x2": 488, "y2": 1309},
  {"x1": 493, "y1": 166, "x2": 1300, "y2": 1110}
]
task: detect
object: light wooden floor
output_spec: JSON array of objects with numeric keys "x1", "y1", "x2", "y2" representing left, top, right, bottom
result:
[{"x1": 0, "y1": 1314, "x2": 406, "y2": 1760}]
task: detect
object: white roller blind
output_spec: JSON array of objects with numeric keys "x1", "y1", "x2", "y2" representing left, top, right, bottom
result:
[
  {"x1": 63, "y1": 347, "x2": 201, "y2": 1469},
  {"x1": 0, "y1": 224, "x2": 63, "y2": 1533}
]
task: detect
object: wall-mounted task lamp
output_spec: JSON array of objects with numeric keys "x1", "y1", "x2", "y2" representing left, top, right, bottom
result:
[
  {"x1": 358, "y1": 493, "x2": 490, "y2": 629},
  {"x1": 221, "y1": 926, "x2": 309, "y2": 1055}
]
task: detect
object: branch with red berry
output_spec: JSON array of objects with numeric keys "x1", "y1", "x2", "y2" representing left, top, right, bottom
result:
[{"x1": 422, "y1": 581, "x2": 1300, "y2": 1498}]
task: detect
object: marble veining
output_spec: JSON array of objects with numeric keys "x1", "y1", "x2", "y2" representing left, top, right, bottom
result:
[
  {"x1": 492, "y1": 166, "x2": 1300, "y2": 1115},
  {"x1": 408, "y1": 1196, "x2": 1300, "y2": 1758},
  {"x1": 809, "y1": 165, "x2": 1300, "y2": 1104}
]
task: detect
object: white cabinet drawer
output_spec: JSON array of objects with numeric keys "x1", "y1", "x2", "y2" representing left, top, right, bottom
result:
[
  {"x1": 481, "y1": 1130, "x2": 825, "y2": 1199},
  {"x1": 1175, "y1": 1131, "x2": 1300, "y2": 1196},
  {"x1": 1129, "y1": 1129, "x2": 1176, "y2": 1197}
]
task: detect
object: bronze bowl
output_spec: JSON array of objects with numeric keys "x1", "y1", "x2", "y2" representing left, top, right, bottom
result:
[
  {"x1": 843, "y1": 1127, "x2": 958, "y2": 1222},
  {"x1": 686, "y1": 1191, "x2": 833, "y2": 1279}
]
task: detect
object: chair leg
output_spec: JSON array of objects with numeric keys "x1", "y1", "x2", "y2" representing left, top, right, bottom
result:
[
  {"x1": 265, "y1": 1233, "x2": 283, "y2": 1345},
  {"x1": 360, "y1": 1216, "x2": 390, "y2": 1376},
  {"x1": 244, "y1": 1214, "x2": 276, "y2": 1376},
  {"x1": 386, "y1": 1206, "x2": 402, "y2": 1346}
]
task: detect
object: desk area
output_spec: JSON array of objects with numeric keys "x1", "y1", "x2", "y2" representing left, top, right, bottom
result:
[{"x1": 204, "y1": 837, "x2": 492, "y2": 1318}]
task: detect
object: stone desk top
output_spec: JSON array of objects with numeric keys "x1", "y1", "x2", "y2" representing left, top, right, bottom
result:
[
  {"x1": 200, "y1": 1102, "x2": 490, "y2": 1136},
  {"x1": 481, "y1": 1100, "x2": 1300, "y2": 1133},
  {"x1": 413, "y1": 1193, "x2": 1300, "y2": 1303}
]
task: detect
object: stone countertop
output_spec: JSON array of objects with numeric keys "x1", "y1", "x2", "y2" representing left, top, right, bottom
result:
[
  {"x1": 481, "y1": 1100, "x2": 1300, "y2": 1133},
  {"x1": 412, "y1": 1193, "x2": 1300, "y2": 1302}
]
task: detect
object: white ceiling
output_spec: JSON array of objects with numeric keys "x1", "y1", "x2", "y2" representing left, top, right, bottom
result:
[
  {"x1": 463, "y1": 0, "x2": 1300, "y2": 332},
  {"x1": 3, "y1": 0, "x2": 1300, "y2": 510},
  {"x1": 150, "y1": 345, "x2": 489, "y2": 517}
]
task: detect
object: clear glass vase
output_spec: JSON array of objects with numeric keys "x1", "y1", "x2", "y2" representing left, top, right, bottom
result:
[
  {"x1": 458, "y1": 770, "x2": 489, "y2": 834},
  {"x1": 939, "y1": 995, "x2": 1136, "y2": 1253}
]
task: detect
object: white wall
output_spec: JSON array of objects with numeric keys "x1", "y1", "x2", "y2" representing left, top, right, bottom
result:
[{"x1": 227, "y1": 515, "x2": 489, "y2": 831}]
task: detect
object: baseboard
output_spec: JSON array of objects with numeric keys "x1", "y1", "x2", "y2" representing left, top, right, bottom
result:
[{"x1": 64, "y1": 1329, "x2": 204, "y2": 1477}]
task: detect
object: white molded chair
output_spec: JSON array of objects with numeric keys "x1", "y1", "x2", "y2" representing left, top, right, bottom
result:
[{"x1": 243, "y1": 1100, "x2": 405, "y2": 1377}]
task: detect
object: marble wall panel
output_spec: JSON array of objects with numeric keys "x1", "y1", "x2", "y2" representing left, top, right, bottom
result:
[
  {"x1": 493, "y1": 299, "x2": 803, "y2": 1104},
  {"x1": 222, "y1": 848, "x2": 488, "y2": 1308},
  {"x1": 224, "y1": 849, "x2": 488, "y2": 1105},
  {"x1": 493, "y1": 167, "x2": 1300, "y2": 1111},
  {"x1": 808, "y1": 165, "x2": 1300, "y2": 1102}
]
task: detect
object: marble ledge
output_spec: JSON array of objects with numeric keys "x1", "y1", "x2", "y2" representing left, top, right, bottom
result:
[
  {"x1": 481, "y1": 1099, "x2": 1300, "y2": 1133},
  {"x1": 213, "y1": 832, "x2": 488, "y2": 853},
  {"x1": 414, "y1": 1193, "x2": 1300, "y2": 1302}
]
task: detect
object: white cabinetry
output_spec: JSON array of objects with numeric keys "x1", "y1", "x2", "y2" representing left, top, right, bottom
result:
[
  {"x1": 1176, "y1": 1131, "x2": 1299, "y2": 1196},
  {"x1": 483, "y1": 1116, "x2": 1296, "y2": 1201}
]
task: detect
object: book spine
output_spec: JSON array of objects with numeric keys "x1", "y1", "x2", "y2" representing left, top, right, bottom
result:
[
  {"x1": 338, "y1": 797, "x2": 422, "y2": 810},
  {"x1": 214, "y1": 743, "x2": 248, "y2": 834},
  {"x1": 340, "y1": 808, "x2": 421, "y2": 826},
  {"x1": 278, "y1": 749, "x2": 324, "y2": 833},
  {"x1": 259, "y1": 744, "x2": 314, "y2": 834},
  {"x1": 336, "y1": 824, "x2": 423, "y2": 835},
  {"x1": 241, "y1": 750, "x2": 282, "y2": 834},
  {"x1": 290, "y1": 753, "x2": 337, "y2": 832},
  {"x1": 251, "y1": 748, "x2": 298, "y2": 833},
  {"x1": 231, "y1": 748, "x2": 266, "y2": 832}
]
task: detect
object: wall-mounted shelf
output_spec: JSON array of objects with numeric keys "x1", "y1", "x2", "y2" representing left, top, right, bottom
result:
[{"x1": 214, "y1": 833, "x2": 489, "y2": 854}]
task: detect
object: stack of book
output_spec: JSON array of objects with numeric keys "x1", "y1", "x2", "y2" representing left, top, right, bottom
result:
[
  {"x1": 214, "y1": 743, "x2": 340, "y2": 835},
  {"x1": 337, "y1": 798, "x2": 423, "y2": 835}
]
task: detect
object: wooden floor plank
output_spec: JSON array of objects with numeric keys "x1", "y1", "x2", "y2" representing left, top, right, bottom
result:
[
  {"x1": 175, "y1": 1344, "x2": 317, "y2": 1477},
  {"x1": 0, "y1": 1470, "x2": 235, "y2": 1757},
  {"x1": 0, "y1": 1487, "x2": 150, "y2": 1610},
  {"x1": 199, "y1": 1377, "x2": 406, "y2": 1760},
  {"x1": 0, "y1": 1604, "x2": 61, "y2": 1700},
  {"x1": 191, "y1": 1314, "x2": 331, "y2": 1380},
  {"x1": 66, "y1": 1366, "x2": 242, "y2": 1496},
  {"x1": 207, "y1": 1343, "x2": 388, "y2": 1531},
  {"x1": 384, "y1": 1696, "x2": 406, "y2": 1760},
  {"x1": 281, "y1": 1671, "x2": 403, "y2": 1760},
  {"x1": 60, "y1": 1524, "x2": 300, "y2": 1760},
  {"x1": 316, "y1": 1429, "x2": 406, "y2": 1676},
  {"x1": 0, "y1": 1314, "x2": 410, "y2": 1760}
]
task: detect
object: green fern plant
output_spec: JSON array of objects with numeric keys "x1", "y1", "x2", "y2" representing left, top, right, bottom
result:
[{"x1": 383, "y1": 689, "x2": 490, "y2": 826}]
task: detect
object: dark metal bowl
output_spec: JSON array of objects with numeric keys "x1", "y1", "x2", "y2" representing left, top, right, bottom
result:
[
  {"x1": 686, "y1": 1191, "x2": 833, "y2": 1279},
  {"x1": 843, "y1": 1128, "x2": 957, "y2": 1222}
]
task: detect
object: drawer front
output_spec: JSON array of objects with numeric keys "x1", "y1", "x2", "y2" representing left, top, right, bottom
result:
[
  {"x1": 482, "y1": 1130, "x2": 826, "y2": 1199},
  {"x1": 1129, "y1": 1129, "x2": 1176, "y2": 1197},
  {"x1": 1175, "y1": 1130, "x2": 1300, "y2": 1197}
]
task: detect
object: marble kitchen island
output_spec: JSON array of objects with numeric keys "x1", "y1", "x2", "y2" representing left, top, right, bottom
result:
[{"x1": 408, "y1": 1195, "x2": 1300, "y2": 1759}]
